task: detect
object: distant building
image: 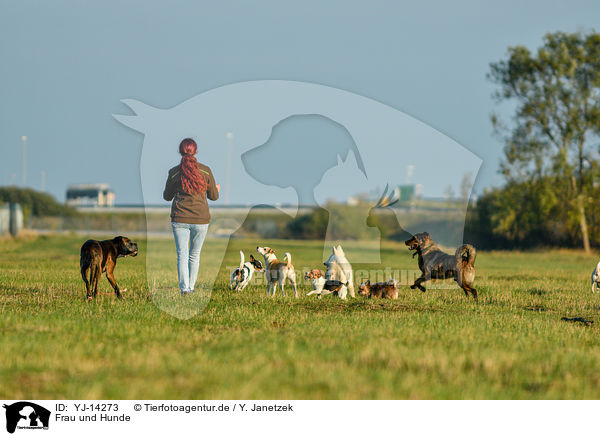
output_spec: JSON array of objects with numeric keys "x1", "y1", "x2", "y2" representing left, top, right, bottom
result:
[
  {"x1": 397, "y1": 184, "x2": 416, "y2": 202},
  {"x1": 66, "y1": 184, "x2": 115, "y2": 207},
  {"x1": 347, "y1": 184, "x2": 419, "y2": 206}
]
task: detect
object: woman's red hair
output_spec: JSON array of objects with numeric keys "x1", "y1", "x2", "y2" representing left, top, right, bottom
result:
[{"x1": 179, "y1": 138, "x2": 208, "y2": 195}]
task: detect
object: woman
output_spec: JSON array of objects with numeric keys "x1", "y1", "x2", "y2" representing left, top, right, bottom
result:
[{"x1": 163, "y1": 138, "x2": 220, "y2": 295}]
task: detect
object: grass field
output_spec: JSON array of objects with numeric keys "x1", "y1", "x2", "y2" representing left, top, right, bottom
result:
[{"x1": 1, "y1": 234, "x2": 600, "y2": 399}]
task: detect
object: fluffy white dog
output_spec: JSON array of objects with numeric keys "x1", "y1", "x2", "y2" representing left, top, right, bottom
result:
[
  {"x1": 324, "y1": 245, "x2": 354, "y2": 298},
  {"x1": 592, "y1": 261, "x2": 600, "y2": 293}
]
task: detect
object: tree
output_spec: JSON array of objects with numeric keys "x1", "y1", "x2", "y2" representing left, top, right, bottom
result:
[
  {"x1": 444, "y1": 184, "x2": 455, "y2": 205},
  {"x1": 489, "y1": 31, "x2": 600, "y2": 252},
  {"x1": 0, "y1": 187, "x2": 77, "y2": 221},
  {"x1": 460, "y1": 172, "x2": 473, "y2": 204}
]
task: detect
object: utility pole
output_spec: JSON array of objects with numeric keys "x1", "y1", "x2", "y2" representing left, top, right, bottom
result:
[
  {"x1": 41, "y1": 171, "x2": 46, "y2": 192},
  {"x1": 21, "y1": 136, "x2": 27, "y2": 187},
  {"x1": 225, "y1": 132, "x2": 233, "y2": 205},
  {"x1": 406, "y1": 164, "x2": 414, "y2": 184}
]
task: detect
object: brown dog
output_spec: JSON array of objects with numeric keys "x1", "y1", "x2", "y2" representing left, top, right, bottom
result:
[
  {"x1": 80, "y1": 236, "x2": 138, "y2": 300},
  {"x1": 405, "y1": 232, "x2": 477, "y2": 299},
  {"x1": 358, "y1": 280, "x2": 399, "y2": 299}
]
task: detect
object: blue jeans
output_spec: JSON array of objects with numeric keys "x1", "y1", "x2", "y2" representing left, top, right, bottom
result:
[{"x1": 171, "y1": 222, "x2": 209, "y2": 293}]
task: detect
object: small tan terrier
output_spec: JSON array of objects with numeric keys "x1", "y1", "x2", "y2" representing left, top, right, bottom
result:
[{"x1": 358, "y1": 279, "x2": 399, "y2": 299}]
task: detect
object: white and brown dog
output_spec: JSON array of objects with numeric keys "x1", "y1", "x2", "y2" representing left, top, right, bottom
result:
[
  {"x1": 324, "y1": 245, "x2": 354, "y2": 297},
  {"x1": 304, "y1": 269, "x2": 348, "y2": 299},
  {"x1": 230, "y1": 250, "x2": 264, "y2": 291},
  {"x1": 256, "y1": 246, "x2": 298, "y2": 297}
]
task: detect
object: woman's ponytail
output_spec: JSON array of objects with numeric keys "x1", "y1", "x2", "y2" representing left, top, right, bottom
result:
[{"x1": 179, "y1": 138, "x2": 208, "y2": 195}]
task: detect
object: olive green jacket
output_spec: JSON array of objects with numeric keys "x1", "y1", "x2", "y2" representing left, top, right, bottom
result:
[{"x1": 163, "y1": 163, "x2": 219, "y2": 224}]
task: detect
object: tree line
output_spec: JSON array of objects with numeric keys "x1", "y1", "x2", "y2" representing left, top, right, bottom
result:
[
  {"x1": 482, "y1": 30, "x2": 600, "y2": 251},
  {"x1": 0, "y1": 187, "x2": 77, "y2": 223}
]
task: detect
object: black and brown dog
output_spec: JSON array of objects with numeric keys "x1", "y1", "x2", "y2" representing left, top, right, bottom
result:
[
  {"x1": 80, "y1": 236, "x2": 138, "y2": 300},
  {"x1": 358, "y1": 279, "x2": 399, "y2": 299},
  {"x1": 405, "y1": 232, "x2": 477, "y2": 299}
]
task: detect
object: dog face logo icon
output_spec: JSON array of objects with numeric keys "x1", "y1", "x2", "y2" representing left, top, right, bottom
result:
[
  {"x1": 114, "y1": 80, "x2": 481, "y2": 318},
  {"x1": 3, "y1": 402, "x2": 50, "y2": 434}
]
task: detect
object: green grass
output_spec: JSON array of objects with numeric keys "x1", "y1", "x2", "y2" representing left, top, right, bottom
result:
[{"x1": 1, "y1": 234, "x2": 599, "y2": 399}]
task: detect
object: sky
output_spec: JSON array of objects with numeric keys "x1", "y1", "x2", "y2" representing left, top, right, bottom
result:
[{"x1": 1, "y1": 0, "x2": 599, "y2": 205}]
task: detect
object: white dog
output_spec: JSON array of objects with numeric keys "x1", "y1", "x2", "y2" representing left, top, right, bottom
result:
[
  {"x1": 592, "y1": 261, "x2": 600, "y2": 293},
  {"x1": 324, "y1": 245, "x2": 354, "y2": 297},
  {"x1": 256, "y1": 246, "x2": 298, "y2": 297},
  {"x1": 230, "y1": 251, "x2": 264, "y2": 291}
]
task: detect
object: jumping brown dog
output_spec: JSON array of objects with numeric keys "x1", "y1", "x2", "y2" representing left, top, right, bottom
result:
[
  {"x1": 405, "y1": 232, "x2": 477, "y2": 300},
  {"x1": 80, "y1": 236, "x2": 138, "y2": 300}
]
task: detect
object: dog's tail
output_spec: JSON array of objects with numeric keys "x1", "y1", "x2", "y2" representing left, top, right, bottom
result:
[
  {"x1": 239, "y1": 251, "x2": 245, "y2": 270},
  {"x1": 283, "y1": 252, "x2": 292, "y2": 267},
  {"x1": 456, "y1": 244, "x2": 476, "y2": 266},
  {"x1": 80, "y1": 243, "x2": 90, "y2": 269}
]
